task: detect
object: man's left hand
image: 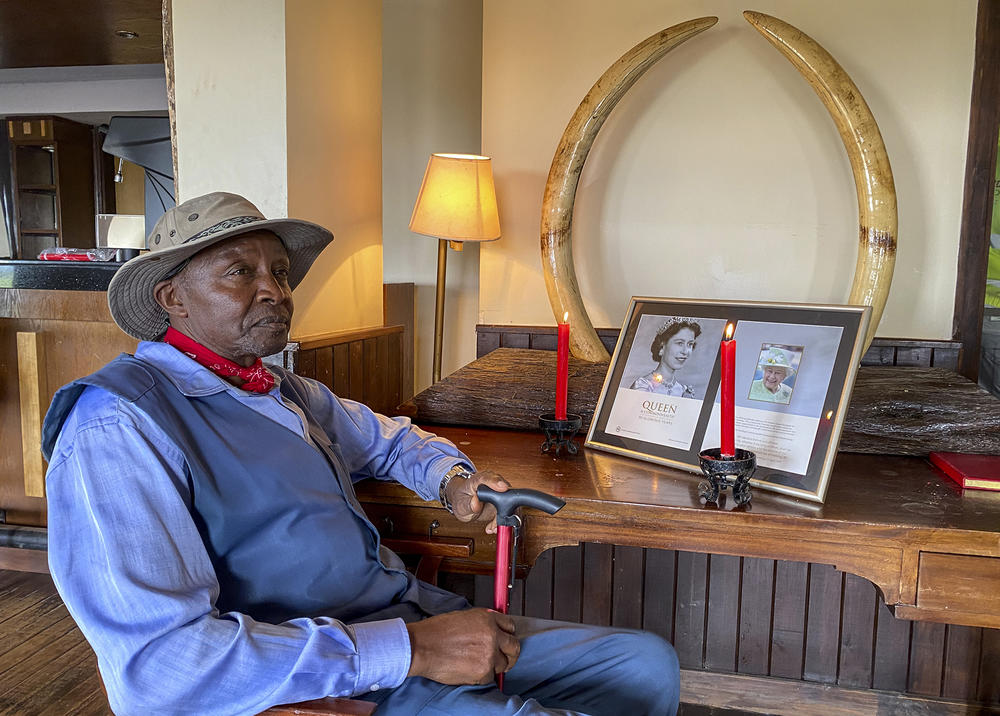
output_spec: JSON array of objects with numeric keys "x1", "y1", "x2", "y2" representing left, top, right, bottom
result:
[{"x1": 446, "y1": 470, "x2": 510, "y2": 534}]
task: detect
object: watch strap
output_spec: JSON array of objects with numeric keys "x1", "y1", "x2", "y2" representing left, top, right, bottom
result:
[{"x1": 438, "y1": 464, "x2": 474, "y2": 513}]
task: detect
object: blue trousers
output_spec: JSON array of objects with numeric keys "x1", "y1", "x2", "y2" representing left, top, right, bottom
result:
[{"x1": 360, "y1": 616, "x2": 680, "y2": 715}]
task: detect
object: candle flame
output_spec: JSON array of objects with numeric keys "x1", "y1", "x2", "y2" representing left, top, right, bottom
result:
[
  {"x1": 653, "y1": 373, "x2": 663, "y2": 383},
  {"x1": 825, "y1": 410, "x2": 834, "y2": 420},
  {"x1": 562, "y1": 311, "x2": 569, "y2": 322},
  {"x1": 724, "y1": 322, "x2": 735, "y2": 340}
]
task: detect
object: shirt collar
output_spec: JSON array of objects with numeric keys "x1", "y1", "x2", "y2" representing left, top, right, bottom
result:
[{"x1": 135, "y1": 341, "x2": 282, "y2": 398}]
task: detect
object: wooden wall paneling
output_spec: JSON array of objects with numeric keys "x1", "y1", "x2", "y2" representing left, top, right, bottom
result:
[
  {"x1": 941, "y1": 625, "x2": 983, "y2": 701},
  {"x1": 581, "y1": 543, "x2": 613, "y2": 627},
  {"x1": 737, "y1": 557, "x2": 774, "y2": 676},
  {"x1": 523, "y1": 549, "x2": 554, "y2": 620},
  {"x1": 386, "y1": 333, "x2": 402, "y2": 411},
  {"x1": 705, "y1": 554, "x2": 740, "y2": 672},
  {"x1": 362, "y1": 338, "x2": 377, "y2": 407},
  {"x1": 872, "y1": 597, "x2": 911, "y2": 691},
  {"x1": 510, "y1": 578, "x2": 526, "y2": 617},
  {"x1": 476, "y1": 325, "x2": 965, "y2": 370},
  {"x1": 931, "y1": 348, "x2": 961, "y2": 371},
  {"x1": 803, "y1": 564, "x2": 843, "y2": 683},
  {"x1": 642, "y1": 548, "x2": 676, "y2": 641},
  {"x1": 383, "y1": 283, "x2": 414, "y2": 401},
  {"x1": 907, "y1": 621, "x2": 947, "y2": 696},
  {"x1": 552, "y1": 545, "x2": 583, "y2": 623},
  {"x1": 529, "y1": 333, "x2": 557, "y2": 351},
  {"x1": 769, "y1": 560, "x2": 808, "y2": 679},
  {"x1": 894, "y1": 346, "x2": 932, "y2": 367},
  {"x1": 977, "y1": 628, "x2": 1000, "y2": 703},
  {"x1": 859, "y1": 346, "x2": 896, "y2": 366},
  {"x1": 315, "y1": 346, "x2": 333, "y2": 389},
  {"x1": 348, "y1": 341, "x2": 364, "y2": 402},
  {"x1": 610, "y1": 545, "x2": 644, "y2": 630},
  {"x1": 333, "y1": 343, "x2": 350, "y2": 397},
  {"x1": 476, "y1": 331, "x2": 500, "y2": 358},
  {"x1": 473, "y1": 574, "x2": 492, "y2": 608},
  {"x1": 372, "y1": 335, "x2": 388, "y2": 412},
  {"x1": 674, "y1": 552, "x2": 708, "y2": 669},
  {"x1": 499, "y1": 332, "x2": 530, "y2": 350},
  {"x1": 296, "y1": 349, "x2": 315, "y2": 380},
  {"x1": 837, "y1": 574, "x2": 877, "y2": 687}
]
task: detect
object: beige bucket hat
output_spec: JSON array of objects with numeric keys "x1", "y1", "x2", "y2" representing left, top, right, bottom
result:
[{"x1": 108, "y1": 192, "x2": 334, "y2": 341}]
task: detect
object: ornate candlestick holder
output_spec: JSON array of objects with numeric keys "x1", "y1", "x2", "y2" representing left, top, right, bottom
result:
[
  {"x1": 539, "y1": 413, "x2": 583, "y2": 456},
  {"x1": 698, "y1": 448, "x2": 756, "y2": 506}
]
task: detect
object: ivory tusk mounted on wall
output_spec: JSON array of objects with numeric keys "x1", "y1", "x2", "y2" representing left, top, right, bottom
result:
[
  {"x1": 540, "y1": 17, "x2": 719, "y2": 362},
  {"x1": 743, "y1": 11, "x2": 897, "y2": 351}
]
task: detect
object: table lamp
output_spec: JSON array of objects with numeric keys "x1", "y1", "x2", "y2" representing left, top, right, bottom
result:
[{"x1": 409, "y1": 153, "x2": 501, "y2": 382}]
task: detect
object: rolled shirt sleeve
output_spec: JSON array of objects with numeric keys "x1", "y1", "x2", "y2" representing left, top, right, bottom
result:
[{"x1": 46, "y1": 387, "x2": 410, "y2": 715}]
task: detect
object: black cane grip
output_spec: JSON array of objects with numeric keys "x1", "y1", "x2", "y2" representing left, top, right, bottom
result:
[{"x1": 476, "y1": 485, "x2": 565, "y2": 521}]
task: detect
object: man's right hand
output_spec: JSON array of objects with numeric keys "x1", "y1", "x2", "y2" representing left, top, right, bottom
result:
[{"x1": 405, "y1": 608, "x2": 520, "y2": 685}]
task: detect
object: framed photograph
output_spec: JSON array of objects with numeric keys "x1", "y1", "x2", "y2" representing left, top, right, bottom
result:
[{"x1": 585, "y1": 297, "x2": 871, "y2": 503}]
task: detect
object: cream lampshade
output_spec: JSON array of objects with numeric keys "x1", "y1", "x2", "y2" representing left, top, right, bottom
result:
[{"x1": 409, "y1": 153, "x2": 501, "y2": 382}]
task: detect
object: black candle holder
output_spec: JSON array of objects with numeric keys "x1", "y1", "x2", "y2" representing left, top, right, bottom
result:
[
  {"x1": 698, "y1": 448, "x2": 757, "y2": 506},
  {"x1": 539, "y1": 413, "x2": 583, "y2": 456}
]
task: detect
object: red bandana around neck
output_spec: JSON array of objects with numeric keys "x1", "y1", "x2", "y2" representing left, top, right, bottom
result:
[{"x1": 163, "y1": 327, "x2": 276, "y2": 394}]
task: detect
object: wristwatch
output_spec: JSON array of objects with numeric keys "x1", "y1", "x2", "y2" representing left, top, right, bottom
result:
[{"x1": 438, "y1": 463, "x2": 475, "y2": 514}]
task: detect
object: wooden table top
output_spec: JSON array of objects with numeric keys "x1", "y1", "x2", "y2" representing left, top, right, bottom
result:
[
  {"x1": 357, "y1": 425, "x2": 1000, "y2": 628},
  {"x1": 359, "y1": 425, "x2": 1000, "y2": 537}
]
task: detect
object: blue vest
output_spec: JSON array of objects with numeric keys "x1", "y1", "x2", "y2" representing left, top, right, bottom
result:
[{"x1": 43, "y1": 355, "x2": 467, "y2": 624}]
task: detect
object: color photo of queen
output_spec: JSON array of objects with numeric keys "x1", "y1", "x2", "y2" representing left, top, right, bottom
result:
[{"x1": 748, "y1": 344, "x2": 803, "y2": 405}]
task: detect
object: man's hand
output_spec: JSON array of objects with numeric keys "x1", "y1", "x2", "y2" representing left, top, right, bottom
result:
[
  {"x1": 446, "y1": 470, "x2": 510, "y2": 533},
  {"x1": 406, "y1": 608, "x2": 520, "y2": 685}
]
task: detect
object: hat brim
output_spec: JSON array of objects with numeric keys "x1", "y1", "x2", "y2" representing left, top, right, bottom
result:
[{"x1": 107, "y1": 217, "x2": 334, "y2": 341}]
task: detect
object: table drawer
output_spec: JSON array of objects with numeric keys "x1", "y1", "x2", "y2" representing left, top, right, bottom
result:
[
  {"x1": 917, "y1": 552, "x2": 1000, "y2": 612},
  {"x1": 363, "y1": 502, "x2": 498, "y2": 570}
]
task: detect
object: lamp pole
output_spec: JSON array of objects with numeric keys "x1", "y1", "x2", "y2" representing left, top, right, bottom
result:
[{"x1": 432, "y1": 238, "x2": 448, "y2": 383}]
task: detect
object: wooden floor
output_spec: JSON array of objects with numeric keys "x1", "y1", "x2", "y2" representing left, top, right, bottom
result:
[
  {"x1": 0, "y1": 568, "x2": 751, "y2": 716},
  {"x1": 0, "y1": 570, "x2": 108, "y2": 715}
]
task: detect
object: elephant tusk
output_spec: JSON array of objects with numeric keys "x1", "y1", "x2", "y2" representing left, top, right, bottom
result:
[
  {"x1": 744, "y1": 10, "x2": 897, "y2": 351},
  {"x1": 540, "y1": 18, "x2": 719, "y2": 362}
]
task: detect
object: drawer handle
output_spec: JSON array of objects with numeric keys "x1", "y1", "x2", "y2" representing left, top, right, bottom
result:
[{"x1": 16, "y1": 332, "x2": 47, "y2": 498}]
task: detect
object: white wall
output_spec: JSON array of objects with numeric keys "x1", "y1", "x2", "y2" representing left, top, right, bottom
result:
[
  {"x1": 481, "y1": 0, "x2": 976, "y2": 341},
  {"x1": 171, "y1": 0, "x2": 384, "y2": 338},
  {"x1": 383, "y1": 0, "x2": 483, "y2": 390},
  {"x1": 172, "y1": 0, "x2": 289, "y2": 218},
  {"x1": 286, "y1": 0, "x2": 384, "y2": 337}
]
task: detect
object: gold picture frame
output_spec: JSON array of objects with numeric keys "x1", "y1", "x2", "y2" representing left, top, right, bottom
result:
[{"x1": 585, "y1": 297, "x2": 871, "y2": 503}]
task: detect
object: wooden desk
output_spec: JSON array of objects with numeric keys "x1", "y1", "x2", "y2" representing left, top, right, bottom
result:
[{"x1": 357, "y1": 426, "x2": 1000, "y2": 630}]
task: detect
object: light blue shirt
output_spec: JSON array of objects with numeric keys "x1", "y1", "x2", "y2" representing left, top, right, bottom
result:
[{"x1": 45, "y1": 341, "x2": 472, "y2": 715}]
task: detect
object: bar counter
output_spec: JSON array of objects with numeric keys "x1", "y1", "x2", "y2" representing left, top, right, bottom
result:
[{"x1": 0, "y1": 260, "x2": 121, "y2": 291}]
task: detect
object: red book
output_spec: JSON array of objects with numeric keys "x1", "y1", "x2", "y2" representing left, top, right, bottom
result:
[{"x1": 929, "y1": 452, "x2": 1000, "y2": 491}]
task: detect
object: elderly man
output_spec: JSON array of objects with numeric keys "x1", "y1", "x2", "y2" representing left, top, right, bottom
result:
[
  {"x1": 748, "y1": 347, "x2": 796, "y2": 404},
  {"x1": 42, "y1": 192, "x2": 679, "y2": 716}
]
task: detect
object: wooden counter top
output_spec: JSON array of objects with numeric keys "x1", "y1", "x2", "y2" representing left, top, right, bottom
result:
[{"x1": 357, "y1": 425, "x2": 1000, "y2": 629}]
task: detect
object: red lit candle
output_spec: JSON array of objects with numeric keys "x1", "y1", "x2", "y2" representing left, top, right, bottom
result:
[
  {"x1": 720, "y1": 322, "x2": 736, "y2": 456},
  {"x1": 555, "y1": 312, "x2": 570, "y2": 420}
]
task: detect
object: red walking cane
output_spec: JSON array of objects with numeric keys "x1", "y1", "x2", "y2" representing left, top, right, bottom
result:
[{"x1": 476, "y1": 485, "x2": 565, "y2": 689}]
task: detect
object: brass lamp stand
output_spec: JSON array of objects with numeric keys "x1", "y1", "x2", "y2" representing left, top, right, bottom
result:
[{"x1": 410, "y1": 153, "x2": 501, "y2": 383}]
